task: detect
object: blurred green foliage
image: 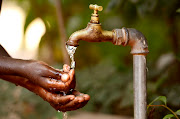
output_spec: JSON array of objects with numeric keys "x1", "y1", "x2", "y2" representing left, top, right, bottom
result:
[
  {"x1": 1, "y1": 0, "x2": 180, "y2": 118},
  {"x1": 147, "y1": 96, "x2": 180, "y2": 119}
]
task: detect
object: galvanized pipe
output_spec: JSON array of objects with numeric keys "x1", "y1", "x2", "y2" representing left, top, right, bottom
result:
[
  {"x1": 133, "y1": 55, "x2": 147, "y2": 119},
  {"x1": 113, "y1": 28, "x2": 148, "y2": 119}
]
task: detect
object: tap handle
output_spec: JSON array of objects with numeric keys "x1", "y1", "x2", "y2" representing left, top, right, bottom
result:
[{"x1": 89, "y1": 4, "x2": 103, "y2": 13}]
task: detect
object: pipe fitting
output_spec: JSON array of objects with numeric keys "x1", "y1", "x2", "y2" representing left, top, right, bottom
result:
[
  {"x1": 113, "y1": 28, "x2": 149, "y2": 55},
  {"x1": 112, "y1": 27, "x2": 129, "y2": 46}
]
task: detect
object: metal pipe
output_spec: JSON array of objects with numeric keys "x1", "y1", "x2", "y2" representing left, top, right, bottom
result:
[
  {"x1": 114, "y1": 28, "x2": 148, "y2": 119},
  {"x1": 133, "y1": 55, "x2": 147, "y2": 119}
]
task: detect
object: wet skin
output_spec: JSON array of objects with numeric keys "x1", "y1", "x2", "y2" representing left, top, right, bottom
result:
[{"x1": 0, "y1": 45, "x2": 90, "y2": 111}]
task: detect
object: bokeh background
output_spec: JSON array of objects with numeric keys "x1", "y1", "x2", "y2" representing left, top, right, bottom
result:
[{"x1": 0, "y1": 0, "x2": 180, "y2": 119}]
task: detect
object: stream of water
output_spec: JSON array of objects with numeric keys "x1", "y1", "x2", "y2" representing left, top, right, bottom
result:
[
  {"x1": 59, "y1": 45, "x2": 77, "y2": 119},
  {"x1": 57, "y1": 111, "x2": 68, "y2": 119},
  {"x1": 66, "y1": 45, "x2": 77, "y2": 69},
  {"x1": 63, "y1": 112, "x2": 68, "y2": 119}
]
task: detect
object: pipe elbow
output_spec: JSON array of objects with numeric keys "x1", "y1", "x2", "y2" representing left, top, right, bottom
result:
[
  {"x1": 127, "y1": 28, "x2": 149, "y2": 55},
  {"x1": 113, "y1": 28, "x2": 149, "y2": 55}
]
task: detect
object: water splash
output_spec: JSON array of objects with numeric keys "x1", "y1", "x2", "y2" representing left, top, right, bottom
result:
[
  {"x1": 66, "y1": 45, "x2": 77, "y2": 69},
  {"x1": 57, "y1": 111, "x2": 68, "y2": 119},
  {"x1": 63, "y1": 112, "x2": 68, "y2": 119},
  {"x1": 62, "y1": 91, "x2": 66, "y2": 96}
]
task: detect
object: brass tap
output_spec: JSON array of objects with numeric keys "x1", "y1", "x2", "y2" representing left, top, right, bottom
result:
[
  {"x1": 66, "y1": 4, "x2": 149, "y2": 55},
  {"x1": 66, "y1": 4, "x2": 113, "y2": 46}
]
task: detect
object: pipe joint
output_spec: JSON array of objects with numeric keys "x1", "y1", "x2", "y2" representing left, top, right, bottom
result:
[
  {"x1": 113, "y1": 27, "x2": 129, "y2": 46},
  {"x1": 113, "y1": 28, "x2": 149, "y2": 55}
]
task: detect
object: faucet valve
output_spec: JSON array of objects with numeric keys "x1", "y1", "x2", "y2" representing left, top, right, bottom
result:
[{"x1": 89, "y1": 4, "x2": 103, "y2": 24}]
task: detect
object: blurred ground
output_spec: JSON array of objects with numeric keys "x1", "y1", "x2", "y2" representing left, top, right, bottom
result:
[{"x1": 70, "y1": 111, "x2": 133, "y2": 119}]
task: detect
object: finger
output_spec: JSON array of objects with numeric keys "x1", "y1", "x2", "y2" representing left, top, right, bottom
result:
[
  {"x1": 71, "y1": 91, "x2": 90, "y2": 102},
  {"x1": 71, "y1": 90, "x2": 81, "y2": 96},
  {"x1": 83, "y1": 94, "x2": 90, "y2": 101},
  {"x1": 55, "y1": 95, "x2": 75, "y2": 105},
  {"x1": 61, "y1": 69, "x2": 75, "y2": 91},
  {"x1": 42, "y1": 70, "x2": 60, "y2": 80},
  {"x1": 61, "y1": 95, "x2": 85, "y2": 108},
  {"x1": 42, "y1": 65, "x2": 69, "y2": 80},
  {"x1": 61, "y1": 73, "x2": 70, "y2": 82},
  {"x1": 68, "y1": 94, "x2": 90, "y2": 111},
  {"x1": 42, "y1": 66, "x2": 72, "y2": 84},
  {"x1": 68, "y1": 69, "x2": 75, "y2": 80},
  {"x1": 46, "y1": 69, "x2": 72, "y2": 85},
  {"x1": 57, "y1": 96, "x2": 89, "y2": 112},
  {"x1": 38, "y1": 76, "x2": 74, "y2": 92},
  {"x1": 71, "y1": 90, "x2": 89, "y2": 98},
  {"x1": 59, "y1": 96, "x2": 82, "y2": 109},
  {"x1": 64, "y1": 69, "x2": 75, "y2": 86},
  {"x1": 63, "y1": 64, "x2": 70, "y2": 72},
  {"x1": 34, "y1": 77, "x2": 50, "y2": 89},
  {"x1": 50, "y1": 94, "x2": 90, "y2": 112},
  {"x1": 71, "y1": 90, "x2": 90, "y2": 102},
  {"x1": 37, "y1": 77, "x2": 66, "y2": 91},
  {"x1": 38, "y1": 88, "x2": 75, "y2": 105},
  {"x1": 65, "y1": 100, "x2": 89, "y2": 111}
]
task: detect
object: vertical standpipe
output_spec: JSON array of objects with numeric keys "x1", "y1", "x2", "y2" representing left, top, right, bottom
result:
[
  {"x1": 113, "y1": 28, "x2": 149, "y2": 119},
  {"x1": 133, "y1": 55, "x2": 147, "y2": 119}
]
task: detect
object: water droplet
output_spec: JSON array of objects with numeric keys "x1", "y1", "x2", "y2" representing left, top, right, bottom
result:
[
  {"x1": 63, "y1": 112, "x2": 68, "y2": 119},
  {"x1": 62, "y1": 91, "x2": 66, "y2": 96},
  {"x1": 70, "y1": 89, "x2": 73, "y2": 92},
  {"x1": 58, "y1": 110, "x2": 61, "y2": 112}
]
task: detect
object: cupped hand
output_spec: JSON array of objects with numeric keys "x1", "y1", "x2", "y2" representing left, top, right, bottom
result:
[
  {"x1": 21, "y1": 61, "x2": 75, "y2": 92},
  {"x1": 50, "y1": 90, "x2": 90, "y2": 112},
  {"x1": 0, "y1": 75, "x2": 90, "y2": 112}
]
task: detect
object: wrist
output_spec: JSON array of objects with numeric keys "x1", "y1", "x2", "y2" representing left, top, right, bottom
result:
[
  {"x1": 0, "y1": 56, "x2": 31, "y2": 76},
  {"x1": 15, "y1": 59, "x2": 35, "y2": 77}
]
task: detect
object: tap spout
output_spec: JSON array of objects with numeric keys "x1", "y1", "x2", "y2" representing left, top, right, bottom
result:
[{"x1": 66, "y1": 23, "x2": 113, "y2": 46}]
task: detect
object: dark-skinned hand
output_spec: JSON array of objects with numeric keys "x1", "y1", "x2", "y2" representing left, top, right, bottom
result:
[
  {"x1": 0, "y1": 74, "x2": 90, "y2": 112},
  {"x1": 0, "y1": 56, "x2": 75, "y2": 92},
  {"x1": 0, "y1": 43, "x2": 90, "y2": 111},
  {"x1": 20, "y1": 62, "x2": 76, "y2": 93},
  {"x1": 50, "y1": 90, "x2": 90, "y2": 112}
]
